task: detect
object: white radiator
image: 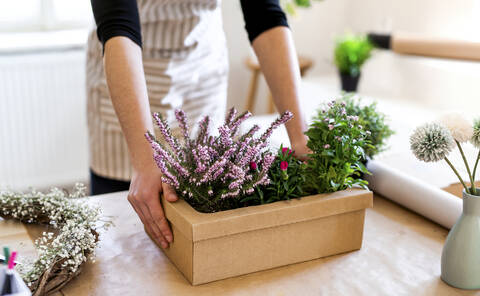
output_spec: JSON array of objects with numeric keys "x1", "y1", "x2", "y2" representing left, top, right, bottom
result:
[{"x1": 0, "y1": 48, "x2": 89, "y2": 190}]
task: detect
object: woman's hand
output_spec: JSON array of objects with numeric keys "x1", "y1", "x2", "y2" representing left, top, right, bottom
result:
[
  {"x1": 291, "y1": 137, "x2": 311, "y2": 161},
  {"x1": 127, "y1": 165, "x2": 178, "y2": 249}
]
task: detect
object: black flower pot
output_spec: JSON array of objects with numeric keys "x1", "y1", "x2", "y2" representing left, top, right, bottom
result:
[{"x1": 340, "y1": 72, "x2": 361, "y2": 92}]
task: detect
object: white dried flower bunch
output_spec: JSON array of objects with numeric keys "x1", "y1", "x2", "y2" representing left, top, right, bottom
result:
[
  {"x1": 0, "y1": 183, "x2": 111, "y2": 295},
  {"x1": 471, "y1": 119, "x2": 480, "y2": 148},
  {"x1": 438, "y1": 113, "x2": 473, "y2": 143},
  {"x1": 410, "y1": 113, "x2": 480, "y2": 196},
  {"x1": 410, "y1": 122, "x2": 454, "y2": 162}
]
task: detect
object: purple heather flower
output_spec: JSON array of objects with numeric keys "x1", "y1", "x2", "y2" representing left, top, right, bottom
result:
[
  {"x1": 175, "y1": 109, "x2": 189, "y2": 141},
  {"x1": 253, "y1": 174, "x2": 271, "y2": 187},
  {"x1": 341, "y1": 108, "x2": 346, "y2": 115},
  {"x1": 213, "y1": 167, "x2": 224, "y2": 180},
  {"x1": 245, "y1": 188, "x2": 255, "y2": 195},
  {"x1": 225, "y1": 107, "x2": 238, "y2": 126},
  {"x1": 324, "y1": 144, "x2": 330, "y2": 149},
  {"x1": 147, "y1": 136, "x2": 189, "y2": 178},
  {"x1": 230, "y1": 111, "x2": 252, "y2": 135},
  {"x1": 201, "y1": 158, "x2": 227, "y2": 183},
  {"x1": 151, "y1": 113, "x2": 181, "y2": 155},
  {"x1": 196, "y1": 115, "x2": 211, "y2": 145},
  {"x1": 243, "y1": 124, "x2": 260, "y2": 139},
  {"x1": 280, "y1": 161, "x2": 288, "y2": 171},
  {"x1": 221, "y1": 189, "x2": 240, "y2": 199},
  {"x1": 259, "y1": 111, "x2": 293, "y2": 143},
  {"x1": 328, "y1": 124, "x2": 334, "y2": 130},
  {"x1": 218, "y1": 125, "x2": 233, "y2": 148},
  {"x1": 154, "y1": 154, "x2": 179, "y2": 188},
  {"x1": 226, "y1": 164, "x2": 246, "y2": 190},
  {"x1": 324, "y1": 118, "x2": 330, "y2": 123},
  {"x1": 238, "y1": 145, "x2": 259, "y2": 167},
  {"x1": 261, "y1": 153, "x2": 276, "y2": 174},
  {"x1": 250, "y1": 161, "x2": 257, "y2": 170},
  {"x1": 341, "y1": 101, "x2": 346, "y2": 107}
]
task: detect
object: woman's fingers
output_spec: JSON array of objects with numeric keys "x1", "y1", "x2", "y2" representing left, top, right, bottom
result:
[
  {"x1": 128, "y1": 189, "x2": 169, "y2": 249},
  {"x1": 163, "y1": 183, "x2": 178, "y2": 202},
  {"x1": 139, "y1": 202, "x2": 169, "y2": 248},
  {"x1": 146, "y1": 197, "x2": 173, "y2": 244}
]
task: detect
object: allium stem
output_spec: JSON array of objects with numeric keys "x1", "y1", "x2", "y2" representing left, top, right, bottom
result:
[
  {"x1": 456, "y1": 140, "x2": 476, "y2": 194},
  {"x1": 445, "y1": 157, "x2": 469, "y2": 194},
  {"x1": 472, "y1": 150, "x2": 480, "y2": 193}
]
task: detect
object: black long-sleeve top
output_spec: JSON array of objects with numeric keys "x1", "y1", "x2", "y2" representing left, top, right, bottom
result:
[{"x1": 90, "y1": 0, "x2": 289, "y2": 50}]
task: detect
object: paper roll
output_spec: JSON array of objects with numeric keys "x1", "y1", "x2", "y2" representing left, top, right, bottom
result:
[
  {"x1": 392, "y1": 32, "x2": 480, "y2": 62},
  {"x1": 365, "y1": 160, "x2": 462, "y2": 229}
]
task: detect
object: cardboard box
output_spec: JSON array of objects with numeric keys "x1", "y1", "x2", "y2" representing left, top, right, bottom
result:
[{"x1": 160, "y1": 188, "x2": 373, "y2": 285}]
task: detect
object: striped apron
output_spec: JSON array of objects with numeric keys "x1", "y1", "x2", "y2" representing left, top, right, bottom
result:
[{"x1": 86, "y1": 0, "x2": 228, "y2": 181}]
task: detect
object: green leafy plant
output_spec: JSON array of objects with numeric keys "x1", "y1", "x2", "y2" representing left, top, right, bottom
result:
[
  {"x1": 334, "y1": 34, "x2": 373, "y2": 76},
  {"x1": 326, "y1": 94, "x2": 394, "y2": 159},
  {"x1": 243, "y1": 145, "x2": 306, "y2": 205},
  {"x1": 282, "y1": 0, "x2": 322, "y2": 16},
  {"x1": 304, "y1": 99, "x2": 370, "y2": 193}
]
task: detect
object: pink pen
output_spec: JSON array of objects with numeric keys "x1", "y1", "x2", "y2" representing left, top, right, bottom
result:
[{"x1": 7, "y1": 251, "x2": 17, "y2": 269}]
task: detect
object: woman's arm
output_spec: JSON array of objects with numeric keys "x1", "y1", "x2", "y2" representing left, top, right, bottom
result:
[
  {"x1": 251, "y1": 27, "x2": 309, "y2": 157},
  {"x1": 240, "y1": 0, "x2": 309, "y2": 157},
  {"x1": 91, "y1": 0, "x2": 177, "y2": 249}
]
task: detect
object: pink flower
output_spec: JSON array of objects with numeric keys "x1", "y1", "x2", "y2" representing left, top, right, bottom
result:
[
  {"x1": 280, "y1": 161, "x2": 288, "y2": 171},
  {"x1": 282, "y1": 147, "x2": 290, "y2": 155},
  {"x1": 250, "y1": 161, "x2": 257, "y2": 170},
  {"x1": 324, "y1": 144, "x2": 330, "y2": 149},
  {"x1": 328, "y1": 124, "x2": 334, "y2": 130}
]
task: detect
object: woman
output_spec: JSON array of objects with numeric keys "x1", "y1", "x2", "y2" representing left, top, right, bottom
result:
[{"x1": 88, "y1": 0, "x2": 309, "y2": 249}]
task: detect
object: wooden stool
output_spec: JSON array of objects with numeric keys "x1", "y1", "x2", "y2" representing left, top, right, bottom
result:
[{"x1": 245, "y1": 55, "x2": 313, "y2": 114}]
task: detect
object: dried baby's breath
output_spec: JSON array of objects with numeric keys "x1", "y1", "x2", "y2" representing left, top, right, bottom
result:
[{"x1": 0, "y1": 183, "x2": 111, "y2": 295}]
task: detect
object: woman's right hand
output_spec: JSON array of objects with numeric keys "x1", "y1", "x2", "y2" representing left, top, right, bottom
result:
[{"x1": 127, "y1": 165, "x2": 178, "y2": 249}]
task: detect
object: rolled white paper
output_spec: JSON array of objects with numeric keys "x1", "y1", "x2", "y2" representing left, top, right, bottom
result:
[{"x1": 366, "y1": 160, "x2": 462, "y2": 229}]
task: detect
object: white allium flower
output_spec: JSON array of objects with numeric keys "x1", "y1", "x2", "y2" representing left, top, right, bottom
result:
[
  {"x1": 438, "y1": 113, "x2": 473, "y2": 143},
  {"x1": 410, "y1": 122, "x2": 454, "y2": 162},
  {"x1": 471, "y1": 118, "x2": 480, "y2": 148}
]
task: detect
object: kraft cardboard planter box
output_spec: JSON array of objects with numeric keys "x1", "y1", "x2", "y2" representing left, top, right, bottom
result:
[{"x1": 159, "y1": 188, "x2": 373, "y2": 285}]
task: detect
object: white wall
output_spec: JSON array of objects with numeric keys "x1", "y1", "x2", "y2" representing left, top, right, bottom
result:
[
  {"x1": 348, "y1": 0, "x2": 480, "y2": 114},
  {"x1": 222, "y1": 0, "x2": 480, "y2": 115},
  {"x1": 221, "y1": 0, "x2": 348, "y2": 114}
]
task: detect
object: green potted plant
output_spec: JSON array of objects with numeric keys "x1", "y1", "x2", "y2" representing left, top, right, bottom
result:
[
  {"x1": 334, "y1": 94, "x2": 394, "y2": 159},
  {"x1": 334, "y1": 34, "x2": 373, "y2": 92},
  {"x1": 282, "y1": 0, "x2": 322, "y2": 15}
]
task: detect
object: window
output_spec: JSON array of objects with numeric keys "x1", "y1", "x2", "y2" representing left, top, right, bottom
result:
[{"x1": 0, "y1": 0, "x2": 93, "y2": 32}]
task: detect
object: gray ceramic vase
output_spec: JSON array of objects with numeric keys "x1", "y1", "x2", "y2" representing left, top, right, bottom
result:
[{"x1": 441, "y1": 189, "x2": 480, "y2": 289}]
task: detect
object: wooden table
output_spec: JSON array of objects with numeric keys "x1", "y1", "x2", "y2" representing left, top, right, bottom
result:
[{"x1": 2, "y1": 191, "x2": 480, "y2": 295}]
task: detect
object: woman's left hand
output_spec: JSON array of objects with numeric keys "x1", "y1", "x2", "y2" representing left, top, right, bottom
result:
[{"x1": 292, "y1": 139, "x2": 311, "y2": 161}]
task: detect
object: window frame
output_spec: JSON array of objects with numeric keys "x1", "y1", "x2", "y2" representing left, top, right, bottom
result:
[{"x1": 0, "y1": 0, "x2": 92, "y2": 32}]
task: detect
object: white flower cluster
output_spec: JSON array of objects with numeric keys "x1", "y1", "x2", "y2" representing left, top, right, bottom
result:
[
  {"x1": 410, "y1": 122, "x2": 454, "y2": 162},
  {"x1": 410, "y1": 113, "x2": 480, "y2": 196},
  {"x1": 438, "y1": 113, "x2": 473, "y2": 143},
  {"x1": 0, "y1": 183, "x2": 110, "y2": 292}
]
